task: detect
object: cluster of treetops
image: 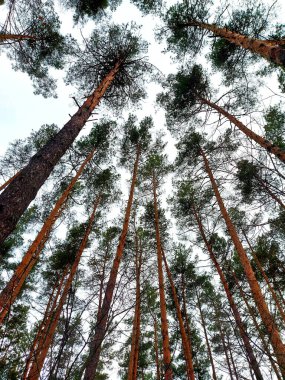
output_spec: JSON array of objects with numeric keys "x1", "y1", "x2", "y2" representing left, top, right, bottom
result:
[{"x1": 0, "y1": 0, "x2": 285, "y2": 379}]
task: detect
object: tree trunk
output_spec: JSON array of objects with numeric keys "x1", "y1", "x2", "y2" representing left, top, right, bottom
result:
[
  {"x1": 153, "y1": 317, "x2": 161, "y2": 380},
  {"x1": 84, "y1": 146, "x2": 140, "y2": 380},
  {"x1": 0, "y1": 61, "x2": 121, "y2": 244},
  {"x1": 243, "y1": 231, "x2": 285, "y2": 325},
  {"x1": 185, "y1": 20, "x2": 285, "y2": 68},
  {"x1": 0, "y1": 34, "x2": 37, "y2": 41},
  {"x1": 0, "y1": 172, "x2": 20, "y2": 192},
  {"x1": 227, "y1": 335, "x2": 239, "y2": 380},
  {"x1": 199, "y1": 97, "x2": 285, "y2": 163},
  {"x1": 0, "y1": 149, "x2": 96, "y2": 323},
  {"x1": 255, "y1": 176, "x2": 285, "y2": 209},
  {"x1": 161, "y1": 248, "x2": 195, "y2": 380},
  {"x1": 128, "y1": 230, "x2": 142, "y2": 380},
  {"x1": 152, "y1": 171, "x2": 173, "y2": 380},
  {"x1": 192, "y1": 205, "x2": 264, "y2": 380},
  {"x1": 196, "y1": 290, "x2": 218, "y2": 380},
  {"x1": 23, "y1": 195, "x2": 100, "y2": 380},
  {"x1": 200, "y1": 148, "x2": 285, "y2": 376}
]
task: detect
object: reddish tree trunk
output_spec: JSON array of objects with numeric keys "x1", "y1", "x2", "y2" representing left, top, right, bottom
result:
[
  {"x1": 84, "y1": 146, "x2": 141, "y2": 380},
  {"x1": 0, "y1": 149, "x2": 96, "y2": 323},
  {"x1": 184, "y1": 21, "x2": 285, "y2": 68},
  {"x1": 153, "y1": 317, "x2": 161, "y2": 380},
  {"x1": 23, "y1": 196, "x2": 100, "y2": 380},
  {"x1": 0, "y1": 61, "x2": 121, "y2": 244},
  {"x1": 199, "y1": 97, "x2": 285, "y2": 163},
  {"x1": 161, "y1": 248, "x2": 195, "y2": 380},
  {"x1": 192, "y1": 205, "x2": 264, "y2": 380},
  {"x1": 201, "y1": 148, "x2": 285, "y2": 376},
  {"x1": 0, "y1": 34, "x2": 37, "y2": 40},
  {"x1": 152, "y1": 172, "x2": 173, "y2": 380},
  {"x1": 0, "y1": 172, "x2": 20, "y2": 192}
]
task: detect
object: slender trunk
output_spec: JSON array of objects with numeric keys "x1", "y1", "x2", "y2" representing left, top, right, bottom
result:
[
  {"x1": 23, "y1": 196, "x2": 100, "y2": 380},
  {"x1": 153, "y1": 317, "x2": 161, "y2": 380},
  {"x1": 256, "y1": 176, "x2": 285, "y2": 209},
  {"x1": 0, "y1": 34, "x2": 36, "y2": 41},
  {"x1": 84, "y1": 146, "x2": 140, "y2": 380},
  {"x1": 196, "y1": 290, "x2": 218, "y2": 380},
  {"x1": 152, "y1": 172, "x2": 173, "y2": 380},
  {"x1": 0, "y1": 61, "x2": 121, "y2": 244},
  {"x1": 227, "y1": 335, "x2": 239, "y2": 380},
  {"x1": 184, "y1": 20, "x2": 285, "y2": 68},
  {"x1": 200, "y1": 148, "x2": 285, "y2": 376},
  {"x1": 0, "y1": 149, "x2": 96, "y2": 324},
  {"x1": 0, "y1": 172, "x2": 20, "y2": 192},
  {"x1": 243, "y1": 231, "x2": 285, "y2": 325},
  {"x1": 161, "y1": 248, "x2": 195, "y2": 380},
  {"x1": 199, "y1": 97, "x2": 285, "y2": 163},
  {"x1": 128, "y1": 231, "x2": 142, "y2": 380},
  {"x1": 192, "y1": 205, "x2": 263, "y2": 380},
  {"x1": 234, "y1": 273, "x2": 283, "y2": 380}
]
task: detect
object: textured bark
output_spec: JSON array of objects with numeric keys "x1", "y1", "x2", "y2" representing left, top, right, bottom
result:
[
  {"x1": 161, "y1": 248, "x2": 195, "y2": 380},
  {"x1": 199, "y1": 97, "x2": 285, "y2": 163},
  {"x1": 153, "y1": 318, "x2": 161, "y2": 380},
  {"x1": 0, "y1": 172, "x2": 20, "y2": 192},
  {"x1": 234, "y1": 273, "x2": 283, "y2": 380},
  {"x1": 84, "y1": 146, "x2": 140, "y2": 380},
  {"x1": 23, "y1": 196, "x2": 100, "y2": 380},
  {"x1": 196, "y1": 290, "x2": 217, "y2": 380},
  {"x1": 201, "y1": 148, "x2": 285, "y2": 376},
  {"x1": 0, "y1": 61, "x2": 121, "y2": 244},
  {"x1": 184, "y1": 21, "x2": 285, "y2": 68},
  {"x1": 127, "y1": 232, "x2": 142, "y2": 380},
  {"x1": 152, "y1": 172, "x2": 173, "y2": 380},
  {"x1": 0, "y1": 149, "x2": 96, "y2": 324},
  {"x1": 192, "y1": 205, "x2": 263, "y2": 380},
  {"x1": 0, "y1": 34, "x2": 36, "y2": 41},
  {"x1": 243, "y1": 231, "x2": 285, "y2": 325}
]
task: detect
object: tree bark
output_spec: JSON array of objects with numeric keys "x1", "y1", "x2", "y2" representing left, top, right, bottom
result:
[
  {"x1": 196, "y1": 290, "x2": 218, "y2": 380},
  {"x1": 84, "y1": 146, "x2": 140, "y2": 380},
  {"x1": 152, "y1": 172, "x2": 173, "y2": 380},
  {"x1": 0, "y1": 34, "x2": 37, "y2": 41},
  {"x1": 0, "y1": 149, "x2": 96, "y2": 323},
  {"x1": 153, "y1": 317, "x2": 161, "y2": 380},
  {"x1": 0, "y1": 61, "x2": 121, "y2": 244},
  {"x1": 192, "y1": 205, "x2": 264, "y2": 380},
  {"x1": 199, "y1": 97, "x2": 285, "y2": 163},
  {"x1": 200, "y1": 148, "x2": 285, "y2": 376},
  {"x1": 184, "y1": 20, "x2": 285, "y2": 68},
  {"x1": 161, "y1": 248, "x2": 195, "y2": 380},
  {"x1": 23, "y1": 195, "x2": 100, "y2": 380},
  {"x1": 0, "y1": 172, "x2": 20, "y2": 192}
]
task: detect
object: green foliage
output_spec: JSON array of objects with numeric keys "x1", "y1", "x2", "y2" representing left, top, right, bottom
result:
[
  {"x1": 236, "y1": 160, "x2": 259, "y2": 202},
  {"x1": 130, "y1": 0, "x2": 162, "y2": 15},
  {"x1": 63, "y1": 0, "x2": 121, "y2": 22},
  {"x1": 264, "y1": 104, "x2": 285, "y2": 150}
]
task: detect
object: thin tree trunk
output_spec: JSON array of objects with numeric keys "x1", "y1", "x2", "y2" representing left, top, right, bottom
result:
[
  {"x1": 0, "y1": 149, "x2": 96, "y2": 323},
  {"x1": 161, "y1": 248, "x2": 195, "y2": 380},
  {"x1": 0, "y1": 61, "x2": 121, "y2": 244},
  {"x1": 196, "y1": 290, "x2": 218, "y2": 380},
  {"x1": 0, "y1": 34, "x2": 37, "y2": 41},
  {"x1": 200, "y1": 148, "x2": 285, "y2": 376},
  {"x1": 84, "y1": 146, "x2": 141, "y2": 380},
  {"x1": 0, "y1": 172, "x2": 20, "y2": 192},
  {"x1": 183, "y1": 20, "x2": 285, "y2": 68},
  {"x1": 23, "y1": 196, "x2": 100, "y2": 380},
  {"x1": 227, "y1": 335, "x2": 239, "y2": 380},
  {"x1": 255, "y1": 176, "x2": 285, "y2": 209},
  {"x1": 128, "y1": 230, "x2": 142, "y2": 380},
  {"x1": 199, "y1": 97, "x2": 285, "y2": 163},
  {"x1": 192, "y1": 205, "x2": 264, "y2": 380},
  {"x1": 233, "y1": 272, "x2": 283, "y2": 380},
  {"x1": 243, "y1": 231, "x2": 285, "y2": 325},
  {"x1": 153, "y1": 317, "x2": 161, "y2": 380},
  {"x1": 152, "y1": 172, "x2": 173, "y2": 380}
]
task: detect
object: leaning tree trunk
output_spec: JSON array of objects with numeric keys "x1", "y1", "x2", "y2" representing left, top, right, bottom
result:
[
  {"x1": 0, "y1": 61, "x2": 121, "y2": 245},
  {"x1": 152, "y1": 172, "x2": 173, "y2": 380},
  {"x1": 23, "y1": 196, "x2": 100, "y2": 380},
  {"x1": 0, "y1": 172, "x2": 20, "y2": 192},
  {"x1": 153, "y1": 316, "x2": 161, "y2": 380},
  {"x1": 0, "y1": 149, "x2": 96, "y2": 323},
  {"x1": 255, "y1": 175, "x2": 285, "y2": 209},
  {"x1": 0, "y1": 34, "x2": 37, "y2": 41},
  {"x1": 127, "y1": 231, "x2": 142, "y2": 380},
  {"x1": 84, "y1": 146, "x2": 141, "y2": 380},
  {"x1": 200, "y1": 148, "x2": 285, "y2": 376},
  {"x1": 185, "y1": 20, "x2": 285, "y2": 68},
  {"x1": 233, "y1": 272, "x2": 283, "y2": 380},
  {"x1": 161, "y1": 248, "x2": 195, "y2": 380},
  {"x1": 192, "y1": 205, "x2": 264, "y2": 380},
  {"x1": 199, "y1": 97, "x2": 285, "y2": 163}
]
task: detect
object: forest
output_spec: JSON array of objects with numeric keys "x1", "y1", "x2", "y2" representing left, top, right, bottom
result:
[{"x1": 0, "y1": 0, "x2": 285, "y2": 378}]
